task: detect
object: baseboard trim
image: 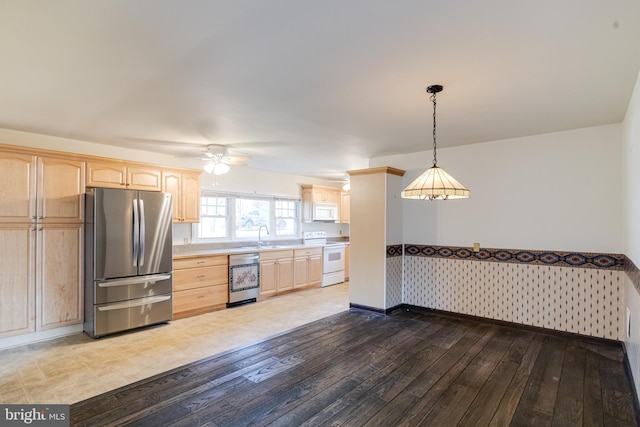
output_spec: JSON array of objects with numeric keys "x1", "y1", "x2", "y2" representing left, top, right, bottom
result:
[
  {"x1": 401, "y1": 304, "x2": 621, "y2": 347},
  {"x1": 0, "y1": 324, "x2": 83, "y2": 350}
]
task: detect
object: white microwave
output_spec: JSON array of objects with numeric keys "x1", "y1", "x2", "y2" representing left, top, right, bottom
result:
[{"x1": 313, "y1": 202, "x2": 339, "y2": 222}]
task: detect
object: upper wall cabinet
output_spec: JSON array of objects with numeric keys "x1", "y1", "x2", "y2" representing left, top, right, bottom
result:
[
  {"x1": 0, "y1": 152, "x2": 37, "y2": 222},
  {"x1": 162, "y1": 169, "x2": 201, "y2": 223},
  {"x1": 38, "y1": 157, "x2": 85, "y2": 223},
  {"x1": 0, "y1": 152, "x2": 85, "y2": 223},
  {"x1": 86, "y1": 161, "x2": 162, "y2": 192},
  {"x1": 340, "y1": 191, "x2": 350, "y2": 223},
  {"x1": 301, "y1": 184, "x2": 342, "y2": 223}
]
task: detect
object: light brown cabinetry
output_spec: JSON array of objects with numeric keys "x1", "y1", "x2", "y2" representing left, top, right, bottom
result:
[
  {"x1": 86, "y1": 161, "x2": 162, "y2": 191},
  {"x1": 0, "y1": 151, "x2": 85, "y2": 337},
  {"x1": 0, "y1": 223, "x2": 35, "y2": 337},
  {"x1": 173, "y1": 255, "x2": 228, "y2": 318},
  {"x1": 345, "y1": 245, "x2": 350, "y2": 280},
  {"x1": 301, "y1": 184, "x2": 342, "y2": 222},
  {"x1": 293, "y1": 247, "x2": 323, "y2": 288},
  {"x1": 260, "y1": 250, "x2": 294, "y2": 297},
  {"x1": 162, "y1": 169, "x2": 201, "y2": 223},
  {"x1": 37, "y1": 223, "x2": 83, "y2": 330},
  {"x1": 340, "y1": 191, "x2": 350, "y2": 223}
]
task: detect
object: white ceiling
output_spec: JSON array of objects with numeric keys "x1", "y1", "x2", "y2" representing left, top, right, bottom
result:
[{"x1": 1, "y1": 1, "x2": 639, "y2": 179}]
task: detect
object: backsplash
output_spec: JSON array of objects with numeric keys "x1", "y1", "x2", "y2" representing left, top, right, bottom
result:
[{"x1": 388, "y1": 244, "x2": 626, "y2": 340}]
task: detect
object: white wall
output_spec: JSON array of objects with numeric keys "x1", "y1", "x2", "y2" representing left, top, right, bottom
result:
[
  {"x1": 0, "y1": 127, "x2": 196, "y2": 168},
  {"x1": 623, "y1": 67, "x2": 640, "y2": 398},
  {"x1": 371, "y1": 124, "x2": 623, "y2": 253}
]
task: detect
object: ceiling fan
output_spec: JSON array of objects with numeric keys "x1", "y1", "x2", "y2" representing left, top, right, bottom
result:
[{"x1": 201, "y1": 144, "x2": 252, "y2": 175}]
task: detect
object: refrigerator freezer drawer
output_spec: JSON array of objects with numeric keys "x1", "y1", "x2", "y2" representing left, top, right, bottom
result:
[
  {"x1": 95, "y1": 274, "x2": 172, "y2": 304},
  {"x1": 91, "y1": 294, "x2": 172, "y2": 338}
]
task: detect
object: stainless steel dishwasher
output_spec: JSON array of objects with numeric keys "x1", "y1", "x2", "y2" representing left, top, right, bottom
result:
[{"x1": 228, "y1": 253, "x2": 260, "y2": 307}]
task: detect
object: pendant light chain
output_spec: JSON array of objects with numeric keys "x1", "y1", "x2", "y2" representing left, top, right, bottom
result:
[
  {"x1": 400, "y1": 84, "x2": 470, "y2": 201},
  {"x1": 431, "y1": 91, "x2": 437, "y2": 167}
]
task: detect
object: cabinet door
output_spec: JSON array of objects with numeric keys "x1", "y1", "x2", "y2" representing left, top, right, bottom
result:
[
  {"x1": 308, "y1": 255, "x2": 323, "y2": 286},
  {"x1": 38, "y1": 157, "x2": 85, "y2": 223},
  {"x1": 345, "y1": 246, "x2": 350, "y2": 280},
  {"x1": 181, "y1": 171, "x2": 201, "y2": 223},
  {"x1": 162, "y1": 170, "x2": 182, "y2": 222},
  {"x1": 36, "y1": 223, "x2": 83, "y2": 330},
  {"x1": 86, "y1": 161, "x2": 126, "y2": 188},
  {"x1": 340, "y1": 192, "x2": 350, "y2": 223},
  {"x1": 277, "y1": 258, "x2": 294, "y2": 292},
  {"x1": 260, "y1": 260, "x2": 277, "y2": 296},
  {"x1": 0, "y1": 224, "x2": 35, "y2": 337},
  {"x1": 126, "y1": 164, "x2": 162, "y2": 191},
  {"x1": 0, "y1": 152, "x2": 37, "y2": 222},
  {"x1": 293, "y1": 257, "x2": 308, "y2": 287}
]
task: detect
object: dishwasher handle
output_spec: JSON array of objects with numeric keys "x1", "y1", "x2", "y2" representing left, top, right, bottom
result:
[{"x1": 229, "y1": 253, "x2": 260, "y2": 265}]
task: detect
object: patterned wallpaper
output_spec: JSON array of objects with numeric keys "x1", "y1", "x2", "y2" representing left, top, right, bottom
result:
[{"x1": 387, "y1": 244, "x2": 626, "y2": 340}]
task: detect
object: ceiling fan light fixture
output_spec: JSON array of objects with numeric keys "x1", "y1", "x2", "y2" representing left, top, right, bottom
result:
[
  {"x1": 212, "y1": 162, "x2": 230, "y2": 175},
  {"x1": 401, "y1": 84, "x2": 470, "y2": 201},
  {"x1": 203, "y1": 161, "x2": 215, "y2": 174}
]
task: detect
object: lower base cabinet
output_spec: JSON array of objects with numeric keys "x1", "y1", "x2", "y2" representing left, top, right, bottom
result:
[
  {"x1": 293, "y1": 247, "x2": 322, "y2": 288},
  {"x1": 0, "y1": 223, "x2": 83, "y2": 338},
  {"x1": 260, "y1": 250, "x2": 294, "y2": 297},
  {"x1": 173, "y1": 255, "x2": 228, "y2": 318}
]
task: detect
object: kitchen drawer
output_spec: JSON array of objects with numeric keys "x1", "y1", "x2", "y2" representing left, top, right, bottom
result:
[
  {"x1": 173, "y1": 265, "x2": 228, "y2": 291},
  {"x1": 173, "y1": 285, "x2": 227, "y2": 313},
  {"x1": 259, "y1": 250, "x2": 294, "y2": 262},
  {"x1": 173, "y1": 255, "x2": 228, "y2": 270},
  {"x1": 294, "y1": 247, "x2": 322, "y2": 258}
]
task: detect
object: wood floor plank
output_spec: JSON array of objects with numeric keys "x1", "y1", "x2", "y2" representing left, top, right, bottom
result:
[
  {"x1": 69, "y1": 308, "x2": 640, "y2": 427},
  {"x1": 458, "y1": 330, "x2": 534, "y2": 426},
  {"x1": 488, "y1": 333, "x2": 545, "y2": 426},
  {"x1": 551, "y1": 340, "x2": 585, "y2": 426},
  {"x1": 510, "y1": 335, "x2": 567, "y2": 425},
  {"x1": 375, "y1": 324, "x2": 498, "y2": 427}
]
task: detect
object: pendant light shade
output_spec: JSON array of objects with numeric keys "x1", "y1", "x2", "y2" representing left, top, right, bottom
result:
[
  {"x1": 401, "y1": 166, "x2": 470, "y2": 200},
  {"x1": 401, "y1": 85, "x2": 470, "y2": 200}
]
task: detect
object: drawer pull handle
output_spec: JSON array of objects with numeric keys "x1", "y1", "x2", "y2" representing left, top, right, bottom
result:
[{"x1": 197, "y1": 275, "x2": 205, "y2": 279}]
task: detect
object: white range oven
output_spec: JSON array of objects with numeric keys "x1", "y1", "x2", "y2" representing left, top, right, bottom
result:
[{"x1": 303, "y1": 231, "x2": 346, "y2": 287}]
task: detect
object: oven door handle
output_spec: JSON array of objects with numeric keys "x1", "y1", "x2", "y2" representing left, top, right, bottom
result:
[
  {"x1": 97, "y1": 274, "x2": 171, "y2": 288},
  {"x1": 97, "y1": 295, "x2": 171, "y2": 311}
]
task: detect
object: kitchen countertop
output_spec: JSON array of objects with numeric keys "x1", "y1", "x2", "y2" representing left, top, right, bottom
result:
[{"x1": 173, "y1": 241, "x2": 348, "y2": 259}]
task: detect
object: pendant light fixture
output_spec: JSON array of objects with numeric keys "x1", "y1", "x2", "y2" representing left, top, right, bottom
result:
[{"x1": 401, "y1": 85, "x2": 470, "y2": 200}]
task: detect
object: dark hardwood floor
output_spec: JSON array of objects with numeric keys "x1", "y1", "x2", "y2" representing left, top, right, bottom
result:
[{"x1": 70, "y1": 308, "x2": 640, "y2": 426}]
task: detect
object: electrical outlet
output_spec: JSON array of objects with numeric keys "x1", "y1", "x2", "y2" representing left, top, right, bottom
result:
[{"x1": 473, "y1": 243, "x2": 480, "y2": 253}]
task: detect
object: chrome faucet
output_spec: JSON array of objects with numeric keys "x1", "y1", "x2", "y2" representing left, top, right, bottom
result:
[{"x1": 258, "y1": 225, "x2": 269, "y2": 247}]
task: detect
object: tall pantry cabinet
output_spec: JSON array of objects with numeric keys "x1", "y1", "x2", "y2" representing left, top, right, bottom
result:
[{"x1": 0, "y1": 151, "x2": 84, "y2": 338}]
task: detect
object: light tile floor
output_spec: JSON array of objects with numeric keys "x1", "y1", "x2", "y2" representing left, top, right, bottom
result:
[{"x1": 0, "y1": 283, "x2": 349, "y2": 404}]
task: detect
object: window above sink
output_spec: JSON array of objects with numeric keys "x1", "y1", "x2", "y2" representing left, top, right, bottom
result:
[{"x1": 194, "y1": 191, "x2": 301, "y2": 243}]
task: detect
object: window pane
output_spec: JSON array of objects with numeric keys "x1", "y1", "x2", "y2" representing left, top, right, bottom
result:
[
  {"x1": 199, "y1": 217, "x2": 227, "y2": 238},
  {"x1": 199, "y1": 196, "x2": 229, "y2": 238},
  {"x1": 236, "y1": 198, "x2": 270, "y2": 238},
  {"x1": 275, "y1": 200, "x2": 298, "y2": 236}
]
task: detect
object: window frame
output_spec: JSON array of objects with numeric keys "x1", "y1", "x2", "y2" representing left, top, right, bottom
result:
[{"x1": 194, "y1": 191, "x2": 301, "y2": 243}]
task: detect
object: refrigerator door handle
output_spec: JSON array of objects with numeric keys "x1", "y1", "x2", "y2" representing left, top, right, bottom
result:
[
  {"x1": 97, "y1": 295, "x2": 171, "y2": 311},
  {"x1": 139, "y1": 199, "x2": 145, "y2": 266},
  {"x1": 97, "y1": 274, "x2": 172, "y2": 288},
  {"x1": 132, "y1": 198, "x2": 140, "y2": 267}
]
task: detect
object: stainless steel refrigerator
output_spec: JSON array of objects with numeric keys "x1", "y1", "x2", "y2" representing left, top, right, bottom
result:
[{"x1": 84, "y1": 187, "x2": 173, "y2": 338}]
